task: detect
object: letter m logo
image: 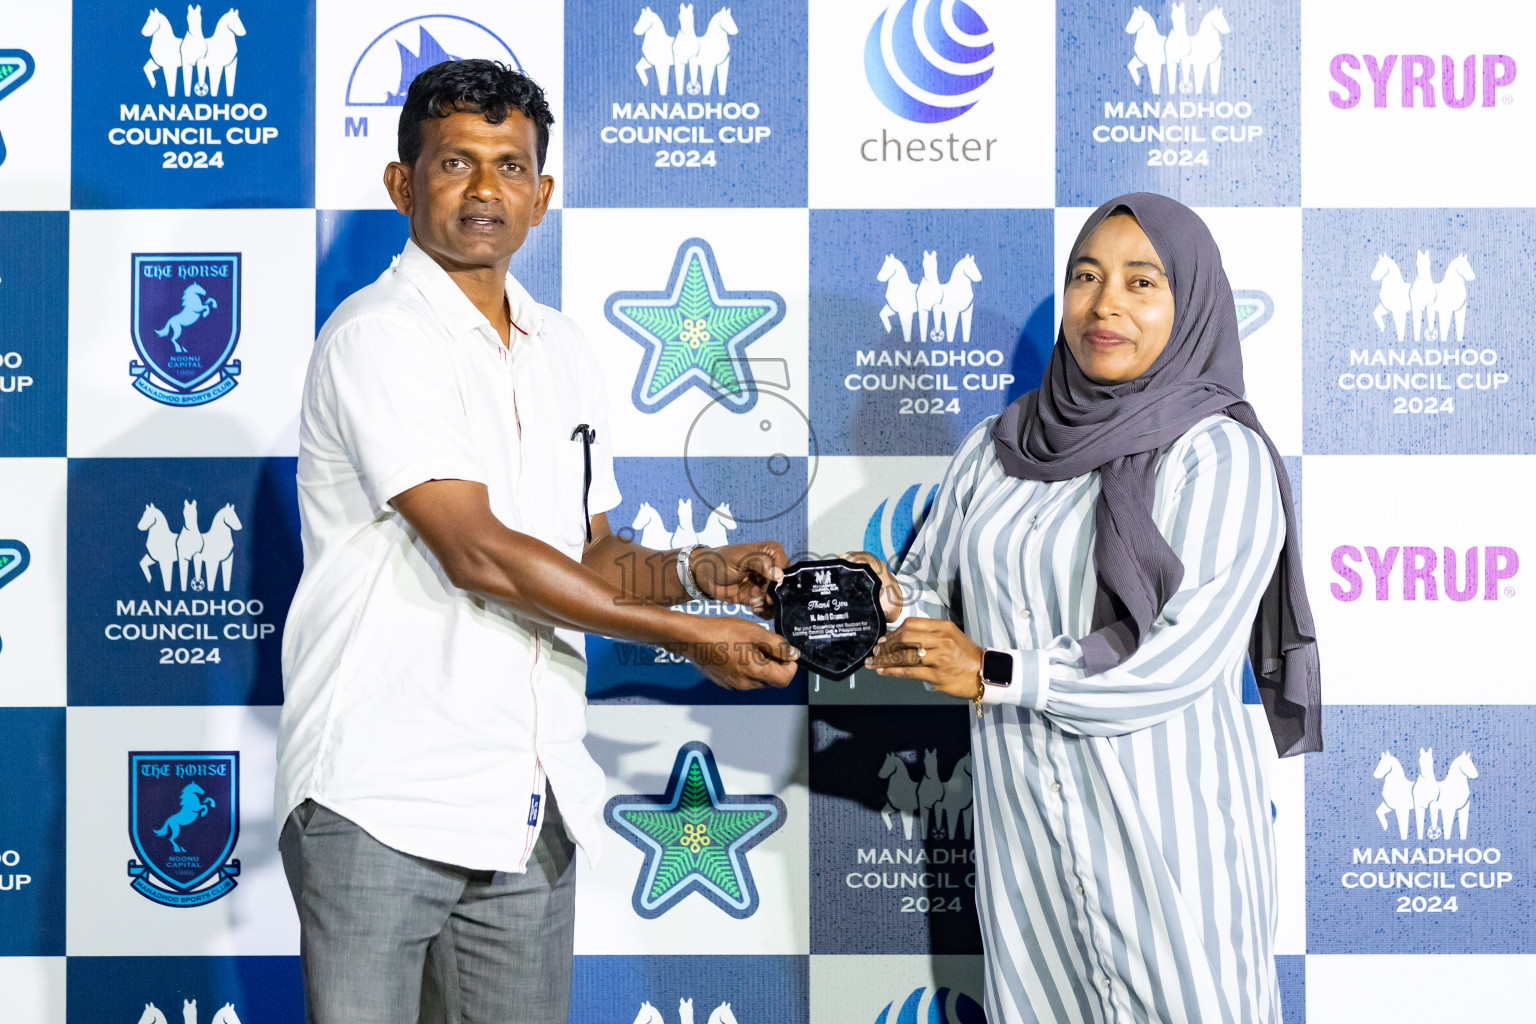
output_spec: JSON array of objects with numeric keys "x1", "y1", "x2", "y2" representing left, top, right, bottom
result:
[{"x1": 344, "y1": 116, "x2": 368, "y2": 138}]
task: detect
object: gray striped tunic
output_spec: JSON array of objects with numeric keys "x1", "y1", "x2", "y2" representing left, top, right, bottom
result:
[{"x1": 896, "y1": 414, "x2": 1285, "y2": 1024}]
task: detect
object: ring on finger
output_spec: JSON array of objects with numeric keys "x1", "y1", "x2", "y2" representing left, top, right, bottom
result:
[{"x1": 917, "y1": 647, "x2": 927, "y2": 665}]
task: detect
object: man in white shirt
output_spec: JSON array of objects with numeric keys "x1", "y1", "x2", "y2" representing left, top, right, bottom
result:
[{"x1": 276, "y1": 60, "x2": 799, "y2": 1024}]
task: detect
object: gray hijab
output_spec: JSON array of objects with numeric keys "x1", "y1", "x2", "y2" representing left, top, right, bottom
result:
[{"x1": 991, "y1": 192, "x2": 1321, "y2": 757}]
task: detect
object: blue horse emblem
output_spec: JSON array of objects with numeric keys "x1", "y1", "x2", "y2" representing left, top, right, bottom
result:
[
  {"x1": 155, "y1": 282, "x2": 218, "y2": 352},
  {"x1": 128, "y1": 751, "x2": 241, "y2": 907},
  {"x1": 130, "y1": 253, "x2": 242, "y2": 407}
]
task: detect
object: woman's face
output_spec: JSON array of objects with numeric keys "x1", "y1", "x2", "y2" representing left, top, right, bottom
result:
[{"x1": 1061, "y1": 213, "x2": 1175, "y2": 384}]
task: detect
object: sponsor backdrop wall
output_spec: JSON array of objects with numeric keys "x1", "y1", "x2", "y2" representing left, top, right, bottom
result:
[{"x1": 0, "y1": 1, "x2": 1531, "y2": 1021}]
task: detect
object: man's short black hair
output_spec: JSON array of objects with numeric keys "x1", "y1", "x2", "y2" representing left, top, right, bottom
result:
[{"x1": 397, "y1": 59, "x2": 554, "y2": 170}]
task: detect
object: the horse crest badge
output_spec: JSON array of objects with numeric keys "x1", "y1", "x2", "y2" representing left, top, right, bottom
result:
[
  {"x1": 128, "y1": 751, "x2": 240, "y2": 907},
  {"x1": 130, "y1": 253, "x2": 242, "y2": 406}
]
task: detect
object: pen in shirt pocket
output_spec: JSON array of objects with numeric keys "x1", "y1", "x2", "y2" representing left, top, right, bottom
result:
[{"x1": 571, "y1": 424, "x2": 596, "y2": 543}]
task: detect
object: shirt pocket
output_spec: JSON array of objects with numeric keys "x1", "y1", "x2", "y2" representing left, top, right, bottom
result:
[{"x1": 547, "y1": 418, "x2": 593, "y2": 556}]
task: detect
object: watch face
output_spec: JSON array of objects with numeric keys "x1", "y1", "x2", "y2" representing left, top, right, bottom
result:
[{"x1": 982, "y1": 649, "x2": 1013, "y2": 685}]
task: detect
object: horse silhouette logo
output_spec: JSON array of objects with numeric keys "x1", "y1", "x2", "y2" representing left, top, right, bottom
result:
[
  {"x1": 138, "y1": 500, "x2": 243, "y2": 593},
  {"x1": 140, "y1": 6, "x2": 246, "y2": 98},
  {"x1": 1125, "y1": 4, "x2": 1230, "y2": 95},
  {"x1": 631, "y1": 999, "x2": 740, "y2": 1024},
  {"x1": 130, "y1": 253, "x2": 242, "y2": 406},
  {"x1": 634, "y1": 5, "x2": 738, "y2": 96},
  {"x1": 155, "y1": 283, "x2": 217, "y2": 352},
  {"x1": 0, "y1": 49, "x2": 36, "y2": 167},
  {"x1": 1370, "y1": 251, "x2": 1475, "y2": 343},
  {"x1": 1373, "y1": 747, "x2": 1478, "y2": 841},
  {"x1": 135, "y1": 1000, "x2": 244, "y2": 1024},
  {"x1": 0, "y1": 539, "x2": 31, "y2": 655},
  {"x1": 128, "y1": 751, "x2": 240, "y2": 907},
  {"x1": 877, "y1": 252, "x2": 983, "y2": 343},
  {"x1": 878, "y1": 749, "x2": 973, "y2": 841},
  {"x1": 628, "y1": 496, "x2": 737, "y2": 549},
  {"x1": 153, "y1": 782, "x2": 216, "y2": 853}
]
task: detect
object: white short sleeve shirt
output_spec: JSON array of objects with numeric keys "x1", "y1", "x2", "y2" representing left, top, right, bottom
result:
[{"x1": 276, "y1": 238, "x2": 621, "y2": 872}]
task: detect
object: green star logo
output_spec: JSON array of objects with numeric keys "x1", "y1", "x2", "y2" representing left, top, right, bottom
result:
[
  {"x1": 1233, "y1": 290, "x2": 1273, "y2": 340},
  {"x1": 0, "y1": 540, "x2": 32, "y2": 655},
  {"x1": 605, "y1": 741, "x2": 785, "y2": 918},
  {"x1": 606, "y1": 238, "x2": 784, "y2": 414}
]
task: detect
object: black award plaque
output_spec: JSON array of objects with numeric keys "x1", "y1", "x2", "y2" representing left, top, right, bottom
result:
[{"x1": 769, "y1": 558, "x2": 888, "y2": 680}]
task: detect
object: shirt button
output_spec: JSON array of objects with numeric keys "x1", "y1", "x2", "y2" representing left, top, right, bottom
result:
[
  {"x1": 1050, "y1": 782, "x2": 1061, "y2": 793},
  {"x1": 1018, "y1": 608, "x2": 1031, "y2": 620},
  {"x1": 1100, "y1": 978, "x2": 1111, "y2": 988},
  {"x1": 1029, "y1": 515, "x2": 1038, "y2": 525},
  {"x1": 1076, "y1": 885, "x2": 1085, "y2": 895}
]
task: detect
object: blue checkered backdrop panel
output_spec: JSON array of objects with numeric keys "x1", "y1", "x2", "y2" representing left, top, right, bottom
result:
[{"x1": 0, "y1": 1, "x2": 1531, "y2": 1021}]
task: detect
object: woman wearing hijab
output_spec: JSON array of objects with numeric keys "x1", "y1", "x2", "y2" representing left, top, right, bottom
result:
[{"x1": 860, "y1": 193, "x2": 1321, "y2": 1024}]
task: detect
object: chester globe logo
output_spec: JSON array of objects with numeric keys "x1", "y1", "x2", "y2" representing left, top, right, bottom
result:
[
  {"x1": 127, "y1": 751, "x2": 241, "y2": 907},
  {"x1": 605, "y1": 741, "x2": 785, "y2": 918},
  {"x1": 0, "y1": 49, "x2": 36, "y2": 166},
  {"x1": 129, "y1": 253, "x2": 242, "y2": 407},
  {"x1": 864, "y1": 0, "x2": 995, "y2": 123},
  {"x1": 607, "y1": 238, "x2": 784, "y2": 414},
  {"x1": 0, "y1": 539, "x2": 31, "y2": 654},
  {"x1": 875, "y1": 987, "x2": 984, "y2": 1024},
  {"x1": 864, "y1": 484, "x2": 938, "y2": 566}
]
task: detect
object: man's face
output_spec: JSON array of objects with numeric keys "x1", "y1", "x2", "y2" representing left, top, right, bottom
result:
[{"x1": 386, "y1": 108, "x2": 553, "y2": 273}]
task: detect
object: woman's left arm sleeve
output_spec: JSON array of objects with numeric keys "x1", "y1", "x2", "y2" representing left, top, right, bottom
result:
[{"x1": 984, "y1": 420, "x2": 1285, "y2": 736}]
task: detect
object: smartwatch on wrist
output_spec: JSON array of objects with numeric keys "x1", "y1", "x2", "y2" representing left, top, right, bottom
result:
[{"x1": 980, "y1": 649, "x2": 1014, "y2": 687}]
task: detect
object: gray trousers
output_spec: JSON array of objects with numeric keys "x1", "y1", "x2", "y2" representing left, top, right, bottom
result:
[{"x1": 279, "y1": 794, "x2": 577, "y2": 1024}]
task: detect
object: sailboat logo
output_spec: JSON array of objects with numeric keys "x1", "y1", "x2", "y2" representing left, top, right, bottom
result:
[{"x1": 345, "y1": 16, "x2": 521, "y2": 106}]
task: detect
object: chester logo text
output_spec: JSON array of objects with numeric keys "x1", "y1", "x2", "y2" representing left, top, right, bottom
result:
[
  {"x1": 605, "y1": 741, "x2": 785, "y2": 918},
  {"x1": 130, "y1": 253, "x2": 242, "y2": 406},
  {"x1": 607, "y1": 238, "x2": 784, "y2": 414},
  {"x1": 127, "y1": 751, "x2": 241, "y2": 907}
]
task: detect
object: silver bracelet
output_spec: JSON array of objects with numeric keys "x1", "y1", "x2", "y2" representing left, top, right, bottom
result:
[{"x1": 676, "y1": 544, "x2": 704, "y2": 601}]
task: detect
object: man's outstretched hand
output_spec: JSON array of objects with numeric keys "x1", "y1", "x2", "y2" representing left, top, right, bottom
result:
[{"x1": 688, "y1": 541, "x2": 790, "y2": 617}]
